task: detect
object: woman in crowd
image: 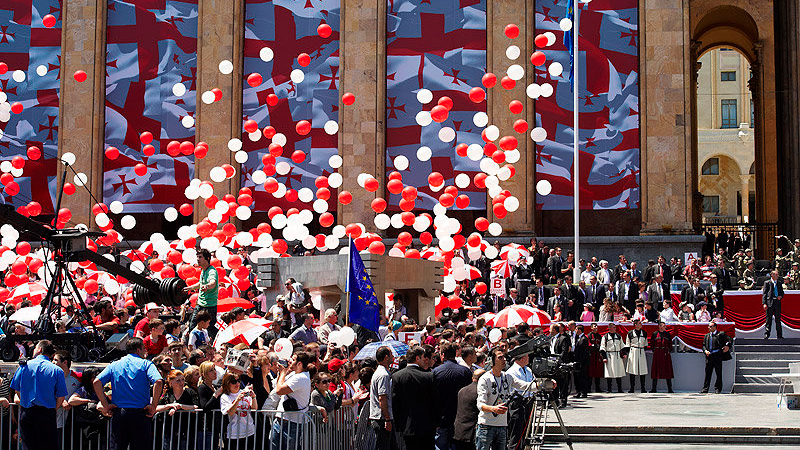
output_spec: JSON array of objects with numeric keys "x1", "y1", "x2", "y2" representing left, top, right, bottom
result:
[
  {"x1": 310, "y1": 373, "x2": 340, "y2": 422},
  {"x1": 660, "y1": 300, "x2": 677, "y2": 322},
  {"x1": 270, "y1": 351, "x2": 313, "y2": 450},
  {"x1": 679, "y1": 302, "x2": 695, "y2": 322},
  {"x1": 68, "y1": 367, "x2": 107, "y2": 449},
  {"x1": 197, "y1": 361, "x2": 222, "y2": 450},
  {"x1": 649, "y1": 321, "x2": 675, "y2": 393},
  {"x1": 220, "y1": 372, "x2": 257, "y2": 450},
  {"x1": 157, "y1": 370, "x2": 200, "y2": 450},
  {"x1": 183, "y1": 365, "x2": 201, "y2": 391},
  {"x1": 581, "y1": 303, "x2": 595, "y2": 322},
  {"x1": 598, "y1": 297, "x2": 614, "y2": 322}
]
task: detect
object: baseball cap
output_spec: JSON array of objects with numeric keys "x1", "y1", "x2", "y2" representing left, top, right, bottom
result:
[
  {"x1": 327, "y1": 358, "x2": 346, "y2": 372},
  {"x1": 145, "y1": 302, "x2": 163, "y2": 313}
]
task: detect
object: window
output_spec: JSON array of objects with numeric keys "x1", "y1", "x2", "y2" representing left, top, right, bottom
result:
[
  {"x1": 749, "y1": 162, "x2": 755, "y2": 175},
  {"x1": 721, "y1": 71, "x2": 736, "y2": 81},
  {"x1": 702, "y1": 158, "x2": 720, "y2": 175},
  {"x1": 721, "y1": 99, "x2": 737, "y2": 128},
  {"x1": 703, "y1": 196, "x2": 720, "y2": 214},
  {"x1": 750, "y1": 99, "x2": 755, "y2": 128}
]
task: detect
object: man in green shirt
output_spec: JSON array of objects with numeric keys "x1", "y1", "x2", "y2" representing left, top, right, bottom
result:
[{"x1": 185, "y1": 249, "x2": 219, "y2": 337}]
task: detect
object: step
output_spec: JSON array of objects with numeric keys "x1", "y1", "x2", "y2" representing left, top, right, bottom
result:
[
  {"x1": 543, "y1": 433, "x2": 800, "y2": 445},
  {"x1": 737, "y1": 359, "x2": 796, "y2": 368},
  {"x1": 735, "y1": 351, "x2": 800, "y2": 360},
  {"x1": 736, "y1": 338, "x2": 800, "y2": 345},
  {"x1": 732, "y1": 383, "x2": 789, "y2": 393},
  {"x1": 734, "y1": 344, "x2": 800, "y2": 352},
  {"x1": 735, "y1": 374, "x2": 787, "y2": 384},
  {"x1": 542, "y1": 425, "x2": 800, "y2": 436},
  {"x1": 738, "y1": 366, "x2": 791, "y2": 375}
]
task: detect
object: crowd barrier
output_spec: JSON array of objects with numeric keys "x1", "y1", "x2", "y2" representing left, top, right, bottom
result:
[{"x1": 0, "y1": 404, "x2": 362, "y2": 450}]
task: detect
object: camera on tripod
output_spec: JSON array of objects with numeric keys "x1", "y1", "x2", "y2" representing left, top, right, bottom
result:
[{"x1": 508, "y1": 334, "x2": 579, "y2": 381}]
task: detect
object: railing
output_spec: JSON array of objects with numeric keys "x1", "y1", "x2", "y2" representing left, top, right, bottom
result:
[
  {"x1": 699, "y1": 222, "x2": 779, "y2": 260},
  {"x1": 0, "y1": 404, "x2": 361, "y2": 450}
]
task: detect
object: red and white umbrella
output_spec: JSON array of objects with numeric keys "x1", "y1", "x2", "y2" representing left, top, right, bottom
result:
[
  {"x1": 500, "y1": 244, "x2": 530, "y2": 262},
  {"x1": 487, "y1": 305, "x2": 551, "y2": 328},
  {"x1": 491, "y1": 260, "x2": 513, "y2": 278},
  {"x1": 421, "y1": 247, "x2": 442, "y2": 260},
  {"x1": 8, "y1": 282, "x2": 48, "y2": 305},
  {"x1": 213, "y1": 317, "x2": 272, "y2": 349},
  {"x1": 467, "y1": 265, "x2": 482, "y2": 280},
  {"x1": 121, "y1": 249, "x2": 149, "y2": 262},
  {"x1": 478, "y1": 311, "x2": 495, "y2": 323}
]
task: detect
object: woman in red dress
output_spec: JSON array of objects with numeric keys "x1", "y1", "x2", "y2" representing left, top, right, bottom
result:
[
  {"x1": 587, "y1": 323, "x2": 605, "y2": 392},
  {"x1": 650, "y1": 321, "x2": 675, "y2": 392}
]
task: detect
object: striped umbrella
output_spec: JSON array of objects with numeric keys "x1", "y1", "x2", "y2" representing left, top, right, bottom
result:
[
  {"x1": 8, "y1": 282, "x2": 48, "y2": 305},
  {"x1": 213, "y1": 317, "x2": 272, "y2": 349},
  {"x1": 488, "y1": 305, "x2": 551, "y2": 328},
  {"x1": 491, "y1": 260, "x2": 513, "y2": 278},
  {"x1": 500, "y1": 244, "x2": 530, "y2": 262}
]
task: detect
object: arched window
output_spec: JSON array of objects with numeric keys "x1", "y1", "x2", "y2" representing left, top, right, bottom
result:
[
  {"x1": 702, "y1": 158, "x2": 720, "y2": 175},
  {"x1": 749, "y1": 162, "x2": 755, "y2": 174}
]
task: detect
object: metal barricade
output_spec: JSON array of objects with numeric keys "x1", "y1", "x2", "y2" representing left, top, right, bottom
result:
[{"x1": 0, "y1": 403, "x2": 112, "y2": 450}]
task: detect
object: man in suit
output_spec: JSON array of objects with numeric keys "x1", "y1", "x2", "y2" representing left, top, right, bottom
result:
[
  {"x1": 762, "y1": 270, "x2": 785, "y2": 339},
  {"x1": 547, "y1": 287, "x2": 568, "y2": 319},
  {"x1": 532, "y1": 278, "x2": 550, "y2": 310},
  {"x1": 584, "y1": 276, "x2": 607, "y2": 311},
  {"x1": 681, "y1": 278, "x2": 704, "y2": 306},
  {"x1": 630, "y1": 261, "x2": 643, "y2": 282},
  {"x1": 453, "y1": 369, "x2": 485, "y2": 450},
  {"x1": 670, "y1": 257, "x2": 684, "y2": 282},
  {"x1": 392, "y1": 346, "x2": 438, "y2": 450},
  {"x1": 712, "y1": 258, "x2": 733, "y2": 290},
  {"x1": 701, "y1": 321, "x2": 732, "y2": 394},
  {"x1": 706, "y1": 274, "x2": 725, "y2": 318},
  {"x1": 655, "y1": 256, "x2": 673, "y2": 289},
  {"x1": 549, "y1": 323, "x2": 572, "y2": 406},
  {"x1": 513, "y1": 258, "x2": 534, "y2": 302},
  {"x1": 616, "y1": 271, "x2": 638, "y2": 313},
  {"x1": 647, "y1": 274, "x2": 667, "y2": 311},
  {"x1": 573, "y1": 324, "x2": 590, "y2": 398},
  {"x1": 613, "y1": 255, "x2": 629, "y2": 283},
  {"x1": 432, "y1": 342, "x2": 472, "y2": 450},
  {"x1": 546, "y1": 249, "x2": 562, "y2": 284},
  {"x1": 597, "y1": 260, "x2": 613, "y2": 285}
]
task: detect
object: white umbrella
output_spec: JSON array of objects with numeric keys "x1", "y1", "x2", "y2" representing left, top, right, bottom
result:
[{"x1": 10, "y1": 305, "x2": 42, "y2": 323}]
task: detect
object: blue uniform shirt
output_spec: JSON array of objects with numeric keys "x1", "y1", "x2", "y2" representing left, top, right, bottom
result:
[
  {"x1": 97, "y1": 353, "x2": 162, "y2": 408},
  {"x1": 10, "y1": 355, "x2": 68, "y2": 409}
]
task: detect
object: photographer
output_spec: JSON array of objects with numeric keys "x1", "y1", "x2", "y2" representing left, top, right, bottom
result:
[{"x1": 476, "y1": 349, "x2": 542, "y2": 450}]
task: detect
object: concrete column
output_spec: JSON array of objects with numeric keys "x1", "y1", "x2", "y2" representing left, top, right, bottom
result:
[
  {"x1": 740, "y1": 174, "x2": 750, "y2": 221},
  {"x1": 487, "y1": 0, "x2": 533, "y2": 233},
  {"x1": 338, "y1": 0, "x2": 385, "y2": 227},
  {"x1": 194, "y1": 0, "x2": 244, "y2": 220},
  {"x1": 58, "y1": 0, "x2": 107, "y2": 227}
]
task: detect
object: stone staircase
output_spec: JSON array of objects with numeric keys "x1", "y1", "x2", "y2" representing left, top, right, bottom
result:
[
  {"x1": 733, "y1": 337, "x2": 800, "y2": 393},
  {"x1": 544, "y1": 425, "x2": 800, "y2": 446}
]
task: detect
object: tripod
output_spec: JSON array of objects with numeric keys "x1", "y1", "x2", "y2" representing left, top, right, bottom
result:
[{"x1": 525, "y1": 390, "x2": 573, "y2": 450}]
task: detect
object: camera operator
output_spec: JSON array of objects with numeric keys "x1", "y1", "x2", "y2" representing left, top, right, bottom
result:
[
  {"x1": 476, "y1": 349, "x2": 542, "y2": 450},
  {"x1": 548, "y1": 323, "x2": 572, "y2": 407},
  {"x1": 505, "y1": 349, "x2": 534, "y2": 450}
]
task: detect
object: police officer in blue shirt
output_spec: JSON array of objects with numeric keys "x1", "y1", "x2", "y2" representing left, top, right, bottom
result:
[
  {"x1": 10, "y1": 339, "x2": 68, "y2": 450},
  {"x1": 93, "y1": 337, "x2": 163, "y2": 450}
]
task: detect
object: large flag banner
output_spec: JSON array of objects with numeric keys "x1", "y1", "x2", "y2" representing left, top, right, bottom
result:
[
  {"x1": 347, "y1": 239, "x2": 380, "y2": 332},
  {"x1": 241, "y1": 0, "x2": 340, "y2": 212},
  {"x1": 535, "y1": 0, "x2": 640, "y2": 210},
  {"x1": 0, "y1": 0, "x2": 62, "y2": 213},
  {"x1": 386, "y1": 0, "x2": 487, "y2": 211},
  {"x1": 104, "y1": 0, "x2": 198, "y2": 212}
]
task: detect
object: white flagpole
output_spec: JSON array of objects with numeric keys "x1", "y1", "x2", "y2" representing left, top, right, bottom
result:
[{"x1": 573, "y1": 0, "x2": 581, "y2": 282}]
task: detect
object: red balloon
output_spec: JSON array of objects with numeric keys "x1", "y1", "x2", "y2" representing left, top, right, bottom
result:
[
  {"x1": 342, "y1": 92, "x2": 356, "y2": 105},
  {"x1": 27, "y1": 146, "x2": 41, "y2": 160},
  {"x1": 105, "y1": 147, "x2": 119, "y2": 160},
  {"x1": 238, "y1": 193, "x2": 254, "y2": 206},
  {"x1": 338, "y1": 190, "x2": 352, "y2": 205},
  {"x1": 84, "y1": 279, "x2": 99, "y2": 294},
  {"x1": 387, "y1": 179, "x2": 403, "y2": 195},
  {"x1": 398, "y1": 198, "x2": 415, "y2": 212},
  {"x1": 467, "y1": 233, "x2": 481, "y2": 247},
  {"x1": 161, "y1": 267, "x2": 176, "y2": 279},
  {"x1": 179, "y1": 203, "x2": 193, "y2": 216},
  {"x1": 73, "y1": 70, "x2": 87, "y2": 83},
  {"x1": 267, "y1": 94, "x2": 278, "y2": 106},
  {"x1": 11, "y1": 156, "x2": 24, "y2": 169},
  {"x1": 474, "y1": 173, "x2": 488, "y2": 189},
  {"x1": 364, "y1": 177, "x2": 379, "y2": 192},
  {"x1": 134, "y1": 163, "x2": 147, "y2": 176},
  {"x1": 509, "y1": 100, "x2": 524, "y2": 114},
  {"x1": 388, "y1": 171, "x2": 403, "y2": 181},
  {"x1": 397, "y1": 232, "x2": 413, "y2": 247},
  {"x1": 212, "y1": 88, "x2": 223, "y2": 101},
  {"x1": 144, "y1": 144, "x2": 157, "y2": 156},
  {"x1": 11, "y1": 260, "x2": 26, "y2": 276},
  {"x1": 269, "y1": 143, "x2": 283, "y2": 157},
  {"x1": 401, "y1": 186, "x2": 417, "y2": 201},
  {"x1": 430, "y1": 105, "x2": 449, "y2": 123},
  {"x1": 491, "y1": 150, "x2": 506, "y2": 164},
  {"x1": 149, "y1": 259, "x2": 164, "y2": 272},
  {"x1": 319, "y1": 212, "x2": 334, "y2": 227},
  {"x1": 404, "y1": 249, "x2": 421, "y2": 259},
  {"x1": 222, "y1": 164, "x2": 235, "y2": 178},
  {"x1": 469, "y1": 87, "x2": 486, "y2": 103},
  {"x1": 455, "y1": 194, "x2": 470, "y2": 209},
  {"x1": 247, "y1": 73, "x2": 263, "y2": 87},
  {"x1": 456, "y1": 143, "x2": 468, "y2": 157},
  {"x1": 420, "y1": 232, "x2": 433, "y2": 245},
  {"x1": 272, "y1": 239, "x2": 288, "y2": 254},
  {"x1": 345, "y1": 223, "x2": 362, "y2": 238},
  {"x1": 297, "y1": 53, "x2": 311, "y2": 67},
  {"x1": 439, "y1": 193, "x2": 455, "y2": 208},
  {"x1": 500, "y1": 77, "x2": 516, "y2": 90},
  {"x1": 140, "y1": 131, "x2": 154, "y2": 144},
  {"x1": 263, "y1": 126, "x2": 276, "y2": 139},
  {"x1": 315, "y1": 176, "x2": 329, "y2": 188},
  {"x1": 285, "y1": 189, "x2": 298, "y2": 203},
  {"x1": 505, "y1": 23, "x2": 520, "y2": 39},
  {"x1": 4, "y1": 181, "x2": 19, "y2": 197},
  {"x1": 227, "y1": 255, "x2": 243, "y2": 270},
  {"x1": 291, "y1": 150, "x2": 306, "y2": 163},
  {"x1": 26, "y1": 201, "x2": 41, "y2": 216},
  {"x1": 534, "y1": 34, "x2": 548, "y2": 47},
  {"x1": 482, "y1": 72, "x2": 497, "y2": 88},
  {"x1": 368, "y1": 241, "x2": 385, "y2": 255},
  {"x1": 296, "y1": 120, "x2": 312, "y2": 135},
  {"x1": 513, "y1": 119, "x2": 529, "y2": 133},
  {"x1": 10, "y1": 102, "x2": 23, "y2": 114},
  {"x1": 475, "y1": 282, "x2": 488, "y2": 295},
  {"x1": 166, "y1": 140, "x2": 181, "y2": 156},
  {"x1": 493, "y1": 203, "x2": 508, "y2": 219},
  {"x1": 180, "y1": 140, "x2": 194, "y2": 155},
  {"x1": 42, "y1": 14, "x2": 56, "y2": 28},
  {"x1": 371, "y1": 198, "x2": 387, "y2": 213},
  {"x1": 16, "y1": 241, "x2": 30, "y2": 256},
  {"x1": 475, "y1": 217, "x2": 490, "y2": 231},
  {"x1": 499, "y1": 136, "x2": 518, "y2": 151},
  {"x1": 438, "y1": 96, "x2": 453, "y2": 111},
  {"x1": 264, "y1": 178, "x2": 279, "y2": 193},
  {"x1": 449, "y1": 296, "x2": 462, "y2": 310},
  {"x1": 428, "y1": 172, "x2": 444, "y2": 187},
  {"x1": 244, "y1": 120, "x2": 259, "y2": 133},
  {"x1": 0, "y1": 63, "x2": 6, "y2": 75},
  {"x1": 531, "y1": 51, "x2": 546, "y2": 66},
  {"x1": 317, "y1": 23, "x2": 332, "y2": 38},
  {"x1": 401, "y1": 212, "x2": 416, "y2": 226}
]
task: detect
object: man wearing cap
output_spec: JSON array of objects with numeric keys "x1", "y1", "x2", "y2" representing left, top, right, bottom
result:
[
  {"x1": 10, "y1": 340, "x2": 68, "y2": 450},
  {"x1": 775, "y1": 248, "x2": 790, "y2": 277},
  {"x1": 742, "y1": 260, "x2": 756, "y2": 289},
  {"x1": 133, "y1": 302, "x2": 162, "y2": 338},
  {"x1": 185, "y1": 249, "x2": 219, "y2": 337},
  {"x1": 94, "y1": 337, "x2": 163, "y2": 450},
  {"x1": 789, "y1": 263, "x2": 800, "y2": 290}
]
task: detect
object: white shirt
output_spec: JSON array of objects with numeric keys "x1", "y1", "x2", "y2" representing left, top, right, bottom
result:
[
  {"x1": 477, "y1": 370, "x2": 536, "y2": 427},
  {"x1": 580, "y1": 269, "x2": 596, "y2": 284},
  {"x1": 505, "y1": 363, "x2": 535, "y2": 398},
  {"x1": 221, "y1": 392, "x2": 256, "y2": 438},
  {"x1": 660, "y1": 308, "x2": 677, "y2": 322},
  {"x1": 278, "y1": 371, "x2": 312, "y2": 422}
]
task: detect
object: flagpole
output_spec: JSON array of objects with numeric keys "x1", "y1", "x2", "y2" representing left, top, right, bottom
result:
[
  {"x1": 572, "y1": 0, "x2": 581, "y2": 282},
  {"x1": 345, "y1": 238, "x2": 351, "y2": 325}
]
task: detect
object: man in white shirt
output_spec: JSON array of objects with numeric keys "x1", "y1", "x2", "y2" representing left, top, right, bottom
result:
[
  {"x1": 597, "y1": 260, "x2": 612, "y2": 285},
  {"x1": 505, "y1": 352, "x2": 535, "y2": 450}
]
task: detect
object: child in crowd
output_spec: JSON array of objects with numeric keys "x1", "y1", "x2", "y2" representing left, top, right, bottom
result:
[
  {"x1": 189, "y1": 310, "x2": 212, "y2": 351},
  {"x1": 143, "y1": 319, "x2": 168, "y2": 357}
]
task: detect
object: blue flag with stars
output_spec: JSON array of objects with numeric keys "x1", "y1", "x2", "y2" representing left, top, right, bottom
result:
[{"x1": 347, "y1": 239, "x2": 380, "y2": 332}]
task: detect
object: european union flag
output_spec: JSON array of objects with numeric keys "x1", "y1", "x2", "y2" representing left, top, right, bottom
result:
[{"x1": 347, "y1": 239, "x2": 380, "y2": 332}]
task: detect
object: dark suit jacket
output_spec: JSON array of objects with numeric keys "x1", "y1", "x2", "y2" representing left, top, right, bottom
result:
[
  {"x1": 616, "y1": 281, "x2": 639, "y2": 310},
  {"x1": 681, "y1": 285, "x2": 705, "y2": 306},
  {"x1": 712, "y1": 267, "x2": 733, "y2": 290},
  {"x1": 573, "y1": 334, "x2": 590, "y2": 366},
  {"x1": 432, "y1": 359, "x2": 472, "y2": 429},
  {"x1": 703, "y1": 331, "x2": 732, "y2": 362},
  {"x1": 706, "y1": 283, "x2": 724, "y2": 308},
  {"x1": 532, "y1": 285, "x2": 551, "y2": 309},
  {"x1": 551, "y1": 333, "x2": 572, "y2": 362},
  {"x1": 547, "y1": 295, "x2": 568, "y2": 318},
  {"x1": 613, "y1": 264, "x2": 629, "y2": 283},
  {"x1": 453, "y1": 381, "x2": 479, "y2": 443},
  {"x1": 546, "y1": 256, "x2": 562, "y2": 279},
  {"x1": 646, "y1": 283, "x2": 667, "y2": 309},
  {"x1": 584, "y1": 283, "x2": 606, "y2": 309},
  {"x1": 392, "y1": 365, "x2": 438, "y2": 438},
  {"x1": 762, "y1": 279, "x2": 784, "y2": 308}
]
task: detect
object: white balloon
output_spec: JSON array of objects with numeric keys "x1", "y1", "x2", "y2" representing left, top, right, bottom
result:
[
  {"x1": 236, "y1": 231, "x2": 254, "y2": 246},
  {"x1": 480, "y1": 158, "x2": 499, "y2": 176},
  {"x1": 443, "y1": 276, "x2": 457, "y2": 292},
  {"x1": 12, "y1": 70, "x2": 25, "y2": 83},
  {"x1": 302, "y1": 235, "x2": 316, "y2": 250},
  {"x1": 540, "y1": 83, "x2": 554, "y2": 97},
  {"x1": 505, "y1": 149, "x2": 521, "y2": 164},
  {"x1": 172, "y1": 83, "x2": 187, "y2": 97},
  {"x1": 120, "y1": 215, "x2": 136, "y2": 230},
  {"x1": 104, "y1": 278, "x2": 120, "y2": 295},
  {"x1": 248, "y1": 129, "x2": 262, "y2": 142},
  {"x1": 488, "y1": 185, "x2": 503, "y2": 198},
  {"x1": 332, "y1": 224, "x2": 346, "y2": 239},
  {"x1": 250, "y1": 170, "x2": 266, "y2": 185},
  {"x1": 236, "y1": 205, "x2": 252, "y2": 220},
  {"x1": 504, "y1": 196, "x2": 520, "y2": 212},
  {"x1": 130, "y1": 260, "x2": 146, "y2": 274},
  {"x1": 290, "y1": 69, "x2": 305, "y2": 84},
  {"x1": 394, "y1": 155, "x2": 409, "y2": 171},
  {"x1": 432, "y1": 203, "x2": 447, "y2": 216},
  {"x1": 473, "y1": 111, "x2": 489, "y2": 127},
  {"x1": 531, "y1": 127, "x2": 547, "y2": 143},
  {"x1": 548, "y1": 62, "x2": 564, "y2": 77},
  {"x1": 324, "y1": 120, "x2": 339, "y2": 135},
  {"x1": 274, "y1": 338, "x2": 293, "y2": 360},
  {"x1": 339, "y1": 327, "x2": 356, "y2": 346},
  {"x1": 235, "y1": 150, "x2": 249, "y2": 164},
  {"x1": 452, "y1": 266, "x2": 467, "y2": 281},
  {"x1": 272, "y1": 133, "x2": 287, "y2": 147},
  {"x1": 455, "y1": 173, "x2": 470, "y2": 189},
  {"x1": 207, "y1": 209, "x2": 223, "y2": 223},
  {"x1": 201, "y1": 91, "x2": 215, "y2": 104},
  {"x1": 73, "y1": 172, "x2": 88, "y2": 187},
  {"x1": 210, "y1": 166, "x2": 226, "y2": 183},
  {"x1": 536, "y1": 179, "x2": 552, "y2": 196},
  {"x1": 328, "y1": 172, "x2": 343, "y2": 188},
  {"x1": 110, "y1": 201, "x2": 124, "y2": 214},
  {"x1": 36, "y1": 65, "x2": 47, "y2": 77},
  {"x1": 164, "y1": 207, "x2": 178, "y2": 222},
  {"x1": 95, "y1": 213, "x2": 110, "y2": 228},
  {"x1": 388, "y1": 247, "x2": 404, "y2": 258},
  {"x1": 260, "y1": 47, "x2": 274, "y2": 62},
  {"x1": 329, "y1": 154, "x2": 343, "y2": 169},
  {"x1": 506, "y1": 45, "x2": 521, "y2": 60},
  {"x1": 313, "y1": 199, "x2": 328, "y2": 214},
  {"x1": 484, "y1": 125, "x2": 500, "y2": 142},
  {"x1": 416, "y1": 89, "x2": 433, "y2": 104},
  {"x1": 390, "y1": 213, "x2": 404, "y2": 229},
  {"x1": 61, "y1": 152, "x2": 76, "y2": 166},
  {"x1": 416, "y1": 146, "x2": 432, "y2": 161},
  {"x1": 374, "y1": 214, "x2": 390, "y2": 230},
  {"x1": 218, "y1": 60, "x2": 234, "y2": 74},
  {"x1": 199, "y1": 183, "x2": 214, "y2": 199},
  {"x1": 228, "y1": 138, "x2": 243, "y2": 151},
  {"x1": 273, "y1": 183, "x2": 287, "y2": 198},
  {"x1": 526, "y1": 83, "x2": 542, "y2": 99},
  {"x1": 413, "y1": 215, "x2": 430, "y2": 232},
  {"x1": 467, "y1": 144, "x2": 484, "y2": 161},
  {"x1": 489, "y1": 328, "x2": 503, "y2": 343},
  {"x1": 272, "y1": 214, "x2": 287, "y2": 229},
  {"x1": 325, "y1": 235, "x2": 340, "y2": 250},
  {"x1": 10, "y1": 167, "x2": 22, "y2": 177},
  {"x1": 488, "y1": 222, "x2": 503, "y2": 236},
  {"x1": 560, "y1": 18, "x2": 573, "y2": 32},
  {"x1": 181, "y1": 115, "x2": 195, "y2": 129},
  {"x1": 415, "y1": 111, "x2": 432, "y2": 127},
  {"x1": 298, "y1": 188, "x2": 314, "y2": 203},
  {"x1": 439, "y1": 127, "x2": 456, "y2": 143},
  {"x1": 498, "y1": 167, "x2": 512, "y2": 181},
  {"x1": 507, "y1": 64, "x2": 525, "y2": 81},
  {"x1": 276, "y1": 161, "x2": 291, "y2": 175},
  {"x1": 0, "y1": 161, "x2": 11, "y2": 173},
  {"x1": 545, "y1": 32, "x2": 557, "y2": 46}
]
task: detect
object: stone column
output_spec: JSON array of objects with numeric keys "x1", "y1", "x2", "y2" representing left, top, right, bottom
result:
[
  {"x1": 58, "y1": 0, "x2": 107, "y2": 227},
  {"x1": 338, "y1": 0, "x2": 385, "y2": 227},
  {"x1": 487, "y1": 0, "x2": 533, "y2": 233},
  {"x1": 740, "y1": 174, "x2": 750, "y2": 220},
  {"x1": 639, "y1": 0, "x2": 695, "y2": 235},
  {"x1": 194, "y1": 0, "x2": 244, "y2": 220}
]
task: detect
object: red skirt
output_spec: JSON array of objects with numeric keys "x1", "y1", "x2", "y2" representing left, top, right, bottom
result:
[
  {"x1": 651, "y1": 348, "x2": 674, "y2": 379},
  {"x1": 589, "y1": 349, "x2": 604, "y2": 378}
]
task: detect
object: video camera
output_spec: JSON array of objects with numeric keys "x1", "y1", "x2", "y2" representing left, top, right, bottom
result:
[{"x1": 507, "y1": 334, "x2": 579, "y2": 379}]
